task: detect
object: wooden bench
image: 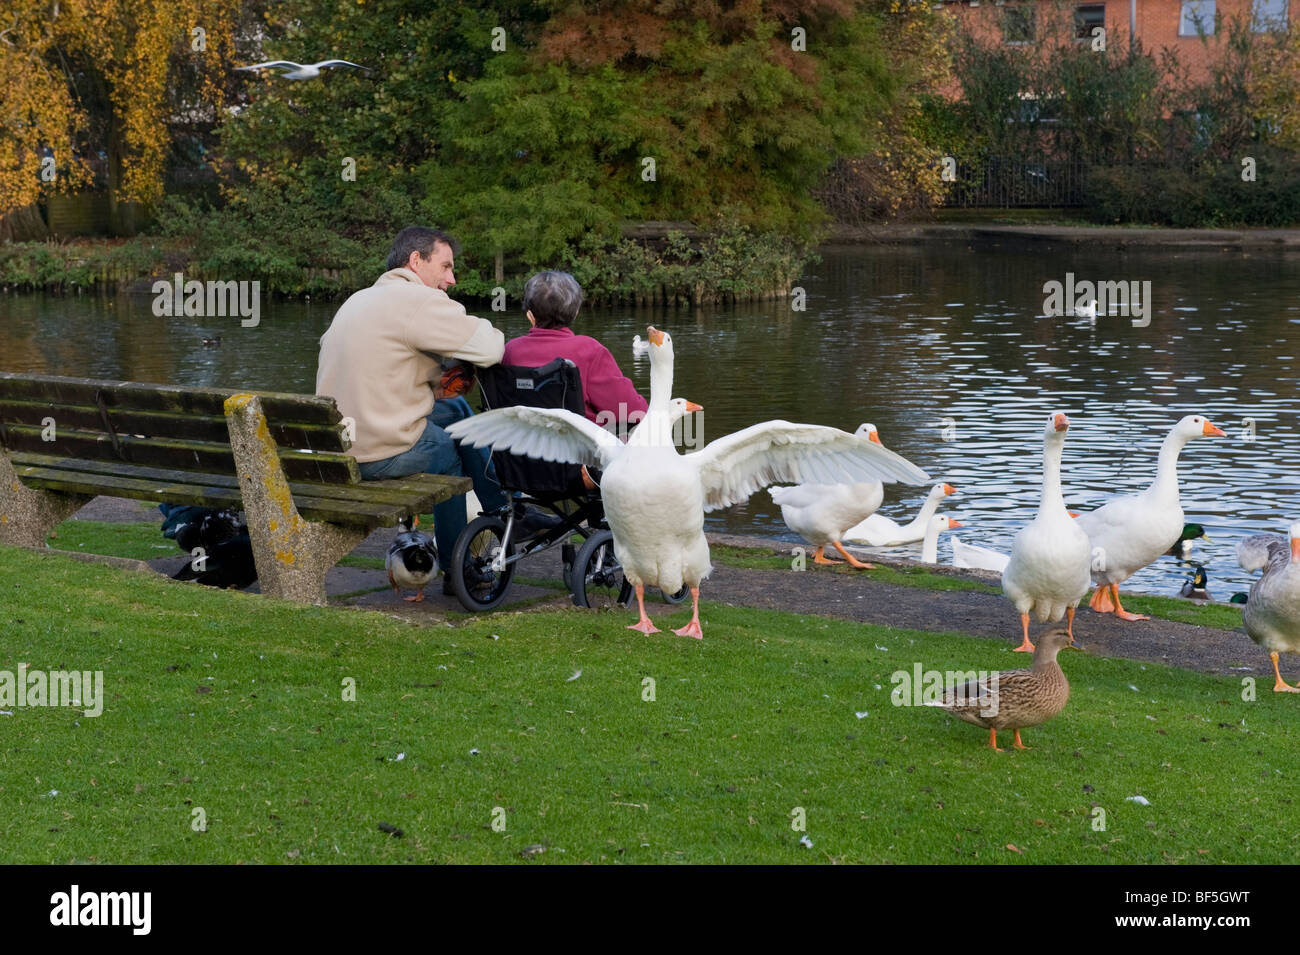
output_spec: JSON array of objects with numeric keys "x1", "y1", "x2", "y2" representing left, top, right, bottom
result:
[{"x1": 0, "y1": 373, "x2": 469, "y2": 604}]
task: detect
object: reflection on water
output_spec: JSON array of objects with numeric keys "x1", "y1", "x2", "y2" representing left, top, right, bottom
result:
[{"x1": 3, "y1": 241, "x2": 1299, "y2": 599}]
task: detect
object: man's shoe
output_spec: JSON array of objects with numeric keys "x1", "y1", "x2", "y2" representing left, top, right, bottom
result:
[{"x1": 515, "y1": 505, "x2": 564, "y2": 540}]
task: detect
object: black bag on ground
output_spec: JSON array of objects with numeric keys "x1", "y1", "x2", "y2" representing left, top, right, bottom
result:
[{"x1": 159, "y1": 504, "x2": 258, "y2": 589}]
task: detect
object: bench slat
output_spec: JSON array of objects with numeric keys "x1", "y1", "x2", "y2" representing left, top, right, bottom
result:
[
  {"x1": 0, "y1": 399, "x2": 350, "y2": 453},
  {"x1": 13, "y1": 465, "x2": 428, "y2": 527},
  {"x1": 0, "y1": 372, "x2": 343, "y2": 426},
  {"x1": 1, "y1": 426, "x2": 360, "y2": 484},
  {"x1": 10, "y1": 452, "x2": 468, "y2": 508}
]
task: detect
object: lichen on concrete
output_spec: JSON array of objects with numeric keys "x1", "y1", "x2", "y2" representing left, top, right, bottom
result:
[
  {"x1": 0, "y1": 452, "x2": 91, "y2": 549},
  {"x1": 224, "y1": 394, "x2": 365, "y2": 605}
]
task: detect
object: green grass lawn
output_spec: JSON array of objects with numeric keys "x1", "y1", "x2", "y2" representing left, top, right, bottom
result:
[{"x1": 0, "y1": 542, "x2": 1291, "y2": 864}]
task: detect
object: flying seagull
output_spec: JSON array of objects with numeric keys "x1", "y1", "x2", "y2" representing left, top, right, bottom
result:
[{"x1": 235, "y1": 60, "x2": 372, "y2": 80}]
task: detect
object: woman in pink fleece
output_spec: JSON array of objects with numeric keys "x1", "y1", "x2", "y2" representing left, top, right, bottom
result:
[{"x1": 502, "y1": 271, "x2": 648, "y2": 435}]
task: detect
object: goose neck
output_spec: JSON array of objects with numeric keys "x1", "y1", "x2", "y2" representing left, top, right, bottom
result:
[
  {"x1": 905, "y1": 490, "x2": 943, "y2": 536},
  {"x1": 922, "y1": 523, "x2": 940, "y2": 564},
  {"x1": 647, "y1": 355, "x2": 674, "y2": 412},
  {"x1": 1151, "y1": 428, "x2": 1188, "y2": 497},
  {"x1": 1036, "y1": 434, "x2": 1067, "y2": 518}
]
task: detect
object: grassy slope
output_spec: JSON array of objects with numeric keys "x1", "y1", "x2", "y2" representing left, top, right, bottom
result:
[{"x1": 1, "y1": 542, "x2": 1292, "y2": 865}]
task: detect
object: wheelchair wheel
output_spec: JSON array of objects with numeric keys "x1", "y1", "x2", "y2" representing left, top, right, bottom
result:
[
  {"x1": 662, "y1": 585, "x2": 690, "y2": 604},
  {"x1": 450, "y1": 515, "x2": 517, "y2": 611},
  {"x1": 571, "y1": 530, "x2": 633, "y2": 610}
]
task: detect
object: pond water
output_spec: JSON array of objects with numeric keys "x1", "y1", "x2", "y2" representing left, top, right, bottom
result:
[{"x1": 4, "y1": 239, "x2": 1299, "y2": 600}]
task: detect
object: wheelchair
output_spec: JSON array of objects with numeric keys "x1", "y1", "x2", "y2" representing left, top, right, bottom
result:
[{"x1": 447, "y1": 357, "x2": 688, "y2": 613}]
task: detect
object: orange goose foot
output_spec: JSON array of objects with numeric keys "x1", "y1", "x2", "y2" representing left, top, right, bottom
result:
[{"x1": 832, "y1": 541, "x2": 875, "y2": 570}]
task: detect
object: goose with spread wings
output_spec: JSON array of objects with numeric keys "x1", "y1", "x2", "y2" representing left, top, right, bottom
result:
[{"x1": 447, "y1": 329, "x2": 930, "y2": 638}]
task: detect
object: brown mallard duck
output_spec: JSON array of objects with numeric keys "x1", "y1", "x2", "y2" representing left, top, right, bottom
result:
[{"x1": 926, "y1": 628, "x2": 1076, "y2": 751}]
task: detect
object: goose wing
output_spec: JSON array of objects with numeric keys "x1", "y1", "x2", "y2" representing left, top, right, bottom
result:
[
  {"x1": 1237, "y1": 534, "x2": 1289, "y2": 574},
  {"x1": 686, "y1": 420, "x2": 929, "y2": 512},
  {"x1": 315, "y1": 60, "x2": 371, "y2": 71},
  {"x1": 445, "y1": 406, "x2": 620, "y2": 468}
]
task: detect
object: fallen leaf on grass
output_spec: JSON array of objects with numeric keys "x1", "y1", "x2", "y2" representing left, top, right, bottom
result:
[
  {"x1": 1006, "y1": 844, "x2": 1022, "y2": 854},
  {"x1": 377, "y1": 822, "x2": 404, "y2": 838}
]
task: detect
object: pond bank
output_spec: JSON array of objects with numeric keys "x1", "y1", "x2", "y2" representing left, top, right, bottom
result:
[{"x1": 827, "y1": 222, "x2": 1300, "y2": 250}]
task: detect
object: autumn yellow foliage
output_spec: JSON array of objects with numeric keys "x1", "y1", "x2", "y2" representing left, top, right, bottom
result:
[{"x1": 0, "y1": 0, "x2": 240, "y2": 219}]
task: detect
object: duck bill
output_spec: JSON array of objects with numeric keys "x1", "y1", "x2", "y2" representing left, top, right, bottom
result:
[{"x1": 1203, "y1": 420, "x2": 1225, "y2": 437}]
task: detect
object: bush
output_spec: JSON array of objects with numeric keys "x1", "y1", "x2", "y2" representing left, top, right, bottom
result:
[
  {"x1": 0, "y1": 238, "x2": 169, "y2": 291},
  {"x1": 1086, "y1": 152, "x2": 1300, "y2": 227}
]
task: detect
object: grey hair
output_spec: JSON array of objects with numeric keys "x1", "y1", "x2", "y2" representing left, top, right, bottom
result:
[
  {"x1": 386, "y1": 226, "x2": 459, "y2": 271},
  {"x1": 523, "y1": 271, "x2": 583, "y2": 329}
]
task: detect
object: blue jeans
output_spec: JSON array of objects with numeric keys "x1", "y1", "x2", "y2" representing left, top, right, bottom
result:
[{"x1": 358, "y1": 397, "x2": 507, "y2": 572}]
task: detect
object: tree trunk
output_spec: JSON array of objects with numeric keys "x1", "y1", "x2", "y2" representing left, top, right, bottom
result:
[{"x1": 0, "y1": 203, "x2": 50, "y2": 242}]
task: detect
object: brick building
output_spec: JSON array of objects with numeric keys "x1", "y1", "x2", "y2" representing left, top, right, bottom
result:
[{"x1": 943, "y1": 0, "x2": 1294, "y2": 84}]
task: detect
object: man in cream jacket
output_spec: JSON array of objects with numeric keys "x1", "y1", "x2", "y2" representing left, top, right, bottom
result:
[{"x1": 317, "y1": 227, "x2": 508, "y2": 586}]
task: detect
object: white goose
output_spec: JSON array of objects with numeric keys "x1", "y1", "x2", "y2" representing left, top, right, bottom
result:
[
  {"x1": 951, "y1": 535, "x2": 1010, "y2": 573},
  {"x1": 844, "y1": 482, "x2": 957, "y2": 545},
  {"x1": 1237, "y1": 525, "x2": 1300, "y2": 693},
  {"x1": 1002, "y1": 412, "x2": 1092, "y2": 653},
  {"x1": 918, "y1": 514, "x2": 962, "y2": 564},
  {"x1": 1075, "y1": 414, "x2": 1225, "y2": 621},
  {"x1": 769, "y1": 423, "x2": 887, "y2": 569},
  {"x1": 448, "y1": 327, "x2": 930, "y2": 638},
  {"x1": 632, "y1": 334, "x2": 649, "y2": 360}
]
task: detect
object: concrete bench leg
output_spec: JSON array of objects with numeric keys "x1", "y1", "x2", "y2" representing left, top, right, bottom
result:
[
  {"x1": 224, "y1": 394, "x2": 366, "y2": 605},
  {"x1": 0, "y1": 452, "x2": 91, "y2": 549}
]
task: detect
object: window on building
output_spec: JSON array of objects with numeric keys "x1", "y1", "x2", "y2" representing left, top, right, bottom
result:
[
  {"x1": 1252, "y1": 0, "x2": 1288, "y2": 31},
  {"x1": 1003, "y1": 5, "x2": 1035, "y2": 42},
  {"x1": 1179, "y1": 0, "x2": 1216, "y2": 35},
  {"x1": 1075, "y1": 4, "x2": 1106, "y2": 39}
]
